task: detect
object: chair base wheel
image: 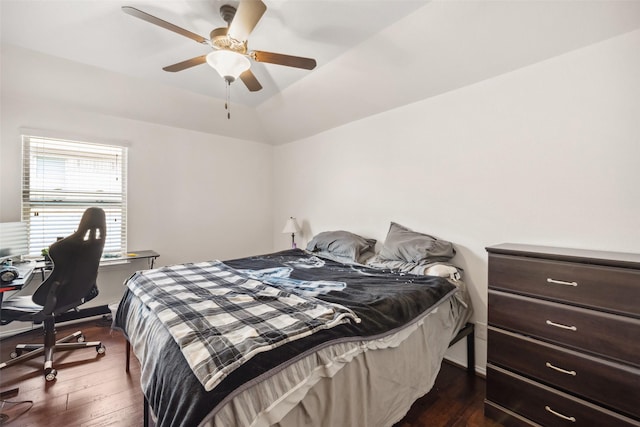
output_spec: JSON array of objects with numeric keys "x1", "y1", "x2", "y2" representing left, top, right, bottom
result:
[
  {"x1": 45, "y1": 368, "x2": 57, "y2": 381},
  {"x1": 97, "y1": 344, "x2": 106, "y2": 355}
]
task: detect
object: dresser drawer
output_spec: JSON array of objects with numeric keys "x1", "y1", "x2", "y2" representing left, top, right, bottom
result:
[
  {"x1": 488, "y1": 253, "x2": 640, "y2": 318},
  {"x1": 486, "y1": 366, "x2": 640, "y2": 427},
  {"x1": 488, "y1": 290, "x2": 640, "y2": 367},
  {"x1": 488, "y1": 327, "x2": 640, "y2": 419}
]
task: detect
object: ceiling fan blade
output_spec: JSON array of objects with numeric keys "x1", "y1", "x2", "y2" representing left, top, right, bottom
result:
[
  {"x1": 240, "y1": 69, "x2": 263, "y2": 92},
  {"x1": 227, "y1": 0, "x2": 267, "y2": 42},
  {"x1": 162, "y1": 55, "x2": 207, "y2": 72},
  {"x1": 252, "y1": 51, "x2": 317, "y2": 70},
  {"x1": 122, "y1": 6, "x2": 208, "y2": 44}
]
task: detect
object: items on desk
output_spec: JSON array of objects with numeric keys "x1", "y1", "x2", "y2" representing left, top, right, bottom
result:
[
  {"x1": 102, "y1": 253, "x2": 120, "y2": 258},
  {"x1": 1, "y1": 257, "x2": 23, "y2": 284},
  {"x1": 0, "y1": 266, "x2": 19, "y2": 284}
]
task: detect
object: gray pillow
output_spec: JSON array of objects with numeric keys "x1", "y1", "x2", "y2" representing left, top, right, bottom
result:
[
  {"x1": 378, "y1": 222, "x2": 455, "y2": 263},
  {"x1": 306, "y1": 231, "x2": 376, "y2": 262}
]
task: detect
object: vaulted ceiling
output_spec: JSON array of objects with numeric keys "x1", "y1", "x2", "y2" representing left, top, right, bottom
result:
[{"x1": 3, "y1": 1, "x2": 640, "y2": 144}]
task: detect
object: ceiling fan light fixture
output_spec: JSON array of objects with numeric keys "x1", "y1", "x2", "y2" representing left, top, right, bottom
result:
[{"x1": 206, "y1": 50, "x2": 250, "y2": 82}]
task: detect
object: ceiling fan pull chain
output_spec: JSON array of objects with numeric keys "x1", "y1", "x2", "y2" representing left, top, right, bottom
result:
[{"x1": 225, "y1": 79, "x2": 231, "y2": 119}]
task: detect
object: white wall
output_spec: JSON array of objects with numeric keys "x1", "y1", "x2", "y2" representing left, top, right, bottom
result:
[
  {"x1": 1, "y1": 47, "x2": 274, "y2": 336},
  {"x1": 273, "y1": 29, "x2": 640, "y2": 373}
]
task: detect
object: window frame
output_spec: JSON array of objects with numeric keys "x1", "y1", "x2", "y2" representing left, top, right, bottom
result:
[{"x1": 21, "y1": 133, "x2": 128, "y2": 257}]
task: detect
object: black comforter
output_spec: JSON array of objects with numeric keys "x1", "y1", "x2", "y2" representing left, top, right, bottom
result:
[{"x1": 114, "y1": 249, "x2": 457, "y2": 427}]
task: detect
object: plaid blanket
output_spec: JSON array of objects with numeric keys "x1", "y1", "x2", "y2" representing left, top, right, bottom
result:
[{"x1": 125, "y1": 261, "x2": 359, "y2": 391}]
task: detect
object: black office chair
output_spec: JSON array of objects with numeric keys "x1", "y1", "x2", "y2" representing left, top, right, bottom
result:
[{"x1": 0, "y1": 207, "x2": 107, "y2": 381}]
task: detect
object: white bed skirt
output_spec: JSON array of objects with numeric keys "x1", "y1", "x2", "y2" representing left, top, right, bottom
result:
[{"x1": 205, "y1": 296, "x2": 466, "y2": 427}]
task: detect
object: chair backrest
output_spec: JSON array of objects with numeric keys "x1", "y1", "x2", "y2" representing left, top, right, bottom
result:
[{"x1": 32, "y1": 208, "x2": 107, "y2": 313}]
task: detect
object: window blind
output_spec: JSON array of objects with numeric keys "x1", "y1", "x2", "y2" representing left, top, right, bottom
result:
[{"x1": 22, "y1": 135, "x2": 127, "y2": 256}]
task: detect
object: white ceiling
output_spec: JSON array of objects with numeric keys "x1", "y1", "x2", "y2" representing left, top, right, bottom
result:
[{"x1": 2, "y1": 0, "x2": 640, "y2": 144}]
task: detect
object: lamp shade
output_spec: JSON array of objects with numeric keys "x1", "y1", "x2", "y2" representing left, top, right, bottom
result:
[
  {"x1": 282, "y1": 217, "x2": 301, "y2": 234},
  {"x1": 206, "y1": 50, "x2": 251, "y2": 82}
]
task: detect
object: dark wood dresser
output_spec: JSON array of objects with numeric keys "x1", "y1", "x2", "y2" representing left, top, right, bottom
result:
[{"x1": 485, "y1": 243, "x2": 640, "y2": 427}]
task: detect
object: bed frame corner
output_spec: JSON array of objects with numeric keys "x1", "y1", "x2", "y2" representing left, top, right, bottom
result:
[{"x1": 448, "y1": 322, "x2": 475, "y2": 375}]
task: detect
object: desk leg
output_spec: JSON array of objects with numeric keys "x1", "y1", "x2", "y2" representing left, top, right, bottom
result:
[{"x1": 149, "y1": 257, "x2": 157, "y2": 269}]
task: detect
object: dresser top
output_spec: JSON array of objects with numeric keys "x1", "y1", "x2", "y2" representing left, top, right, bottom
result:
[{"x1": 486, "y1": 243, "x2": 640, "y2": 270}]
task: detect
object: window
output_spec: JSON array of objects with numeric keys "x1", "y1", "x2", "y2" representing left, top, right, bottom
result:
[{"x1": 22, "y1": 135, "x2": 128, "y2": 256}]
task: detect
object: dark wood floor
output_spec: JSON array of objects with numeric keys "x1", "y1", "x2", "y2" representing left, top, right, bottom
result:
[{"x1": 0, "y1": 319, "x2": 502, "y2": 426}]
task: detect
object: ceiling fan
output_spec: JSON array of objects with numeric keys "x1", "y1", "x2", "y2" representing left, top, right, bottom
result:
[{"x1": 122, "y1": 0, "x2": 317, "y2": 93}]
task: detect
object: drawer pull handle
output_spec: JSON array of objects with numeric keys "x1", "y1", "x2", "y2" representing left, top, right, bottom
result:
[
  {"x1": 545, "y1": 405, "x2": 576, "y2": 422},
  {"x1": 547, "y1": 278, "x2": 578, "y2": 287},
  {"x1": 546, "y1": 320, "x2": 577, "y2": 331},
  {"x1": 545, "y1": 362, "x2": 577, "y2": 376}
]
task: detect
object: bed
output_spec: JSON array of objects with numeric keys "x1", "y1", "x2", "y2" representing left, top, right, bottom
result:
[{"x1": 114, "y1": 224, "x2": 473, "y2": 427}]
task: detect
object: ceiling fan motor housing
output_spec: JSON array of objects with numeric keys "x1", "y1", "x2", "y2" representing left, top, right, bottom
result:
[{"x1": 210, "y1": 27, "x2": 247, "y2": 54}]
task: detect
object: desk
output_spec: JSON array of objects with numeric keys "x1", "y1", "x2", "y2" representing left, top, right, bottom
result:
[
  {"x1": 33, "y1": 250, "x2": 160, "y2": 281},
  {"x1": 101, "y1": 250, "x2": 160, "y2": 269}
]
